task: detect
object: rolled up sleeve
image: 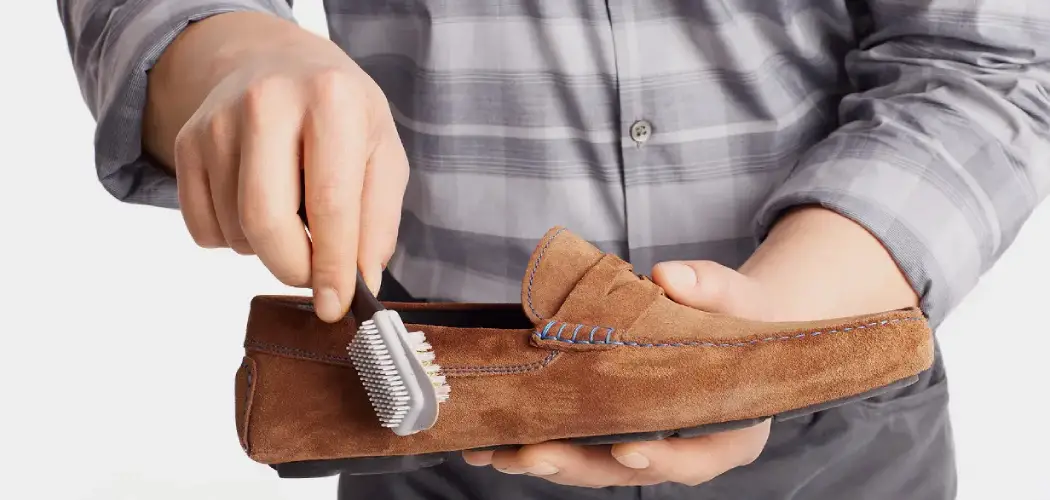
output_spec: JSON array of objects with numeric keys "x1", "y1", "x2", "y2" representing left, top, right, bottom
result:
[
  {"x1": 754, "y1": 1, "x2": 1050, "y2": 327},
  {"x1": 57, "y1": 0, "x2": 295, "y2": 208}
]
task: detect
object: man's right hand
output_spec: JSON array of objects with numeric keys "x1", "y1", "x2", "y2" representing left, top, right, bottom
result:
[{"x1": 143, "y1": 11, "x2": 409, "y2": 323}]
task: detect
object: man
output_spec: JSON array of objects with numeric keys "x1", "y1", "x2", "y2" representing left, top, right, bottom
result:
[{"x1": 57, "y1": 1, "x2": 1049, "y2": 498}]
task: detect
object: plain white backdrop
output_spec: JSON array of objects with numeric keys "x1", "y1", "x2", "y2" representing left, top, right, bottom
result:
[{"x1": 1, "y1": 2, "x2": 1048, "y2": 499}]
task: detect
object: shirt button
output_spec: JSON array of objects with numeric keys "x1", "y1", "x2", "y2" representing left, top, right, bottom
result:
[{"x1": 630, "y1": 120, "x2": 652, "y2": 144}]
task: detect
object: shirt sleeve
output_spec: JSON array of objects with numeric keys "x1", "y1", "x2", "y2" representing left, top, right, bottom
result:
[
  {"x1": 57, "y1": 0, "x2": 295, "y2": 209},
  {"x1": 753, "y1": 1, "x2": 1050, "y2": 327}
]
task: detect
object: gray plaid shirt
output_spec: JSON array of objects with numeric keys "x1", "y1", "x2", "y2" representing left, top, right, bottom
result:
[{"x1": 59, "y1": 0, "x2": 1050, "y2": 327}]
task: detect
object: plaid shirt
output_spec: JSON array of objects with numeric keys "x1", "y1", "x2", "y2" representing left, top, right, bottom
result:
[{"x1": 59, "y1": 0, "x2": 1050, "y2": 326}]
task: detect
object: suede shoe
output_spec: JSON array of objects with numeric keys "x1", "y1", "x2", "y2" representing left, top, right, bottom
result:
[{"x1": 235, "y1": 226, "x2": 933, "y2": 477}]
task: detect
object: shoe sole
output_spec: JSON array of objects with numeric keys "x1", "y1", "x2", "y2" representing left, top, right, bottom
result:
[{"x1": 269, "y1": 373, "x2": 919, "y2": 478}]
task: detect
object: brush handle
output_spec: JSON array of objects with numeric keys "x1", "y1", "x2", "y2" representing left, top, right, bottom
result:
[{"x1": 297, "y1": 173, "x2": 386, "y2": 318}]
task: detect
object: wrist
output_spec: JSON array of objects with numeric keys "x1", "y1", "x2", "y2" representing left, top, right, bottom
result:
[{"x1": 740, "y1": 206, "x2": 919, "y2": 321}]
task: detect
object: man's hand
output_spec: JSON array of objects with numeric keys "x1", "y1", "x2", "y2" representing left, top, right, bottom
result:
[
  {"x1": 145, "y1": 12, "x2": 409, "y2": 322},
  {"x1": 460, "y1": 260, "x2": 776, "y2": 487},
  {"x1": 461, "y1": 207, "x2": 920, "y2": 488}
]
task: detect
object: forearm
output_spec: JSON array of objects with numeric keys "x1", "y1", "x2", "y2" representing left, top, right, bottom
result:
[
  {"x1": 740, "y1": 207, "x2": 918, "y2": 322},
  {"x1": 144, "y1": 11, "x2": 300, "y2": 171},
  {"x1": 751, "y1": 2, "x2": 1050, "y2": 326},
  {"x1": 57, "y1": 0, "x2": 295, "y2": 207}
]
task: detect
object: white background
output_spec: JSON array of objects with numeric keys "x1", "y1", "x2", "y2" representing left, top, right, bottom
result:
[{"x1": 1, "y1": 2, "x2": 1048, "y2": 499}]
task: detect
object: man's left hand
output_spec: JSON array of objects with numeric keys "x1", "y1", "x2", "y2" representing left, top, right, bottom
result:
[{"x1": 460, "y1": 259, "x2": 778, "y2": 487}]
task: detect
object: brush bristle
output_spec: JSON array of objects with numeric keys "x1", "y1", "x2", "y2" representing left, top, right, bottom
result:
[
  {"x1": 405, "y1": 330, "x2": 451, "y2": 403},
  {"x1": 347, "y1": 319, "x2": 450, "y2": 430},
  {"x1": 348, "y1": 320, "x2": 410, "y2": 427}
]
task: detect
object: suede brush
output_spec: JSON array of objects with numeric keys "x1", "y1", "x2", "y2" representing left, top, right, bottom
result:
[{"x1": 297, "y1": 179, "x2": 449, "y2": 436}]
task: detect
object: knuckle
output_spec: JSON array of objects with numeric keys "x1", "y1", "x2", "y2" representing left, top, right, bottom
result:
[
  {"x1": 364, "y1": 80, "x2": 390, "y2": 110},
  {"x1": 309, "y1": 68, "x2": 353, "y2": 102},
  {"x1": 172, "y1": 130, "x2": 199, "y2": 172},
  {"x1": 242, "y1": 76, "x2": 290, "y2": 125},
  {"x1": 205, "y1": 112, "x2": 234, "y2": 141},
  {"x1": 238, "y1": 199, "x2": 280, "y2": 238},
  {"x1": 309, "y1": 259, "x2": 348, "y2": 289},
  {"x1": 366, "y1": 87, "x2": 395, "y2": 132},
  {"x1": 690, "y1": 260, "x2": 724, "y2": 278},
  {"x1": 695, "y1": 267, "x2": 730, "y2": 297},
  {"x1": 306, "y1": 183, "x2": 344, "y2": 218}
]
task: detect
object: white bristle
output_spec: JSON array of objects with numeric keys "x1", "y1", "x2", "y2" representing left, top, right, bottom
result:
[{"x1": 347, "y1": 312, "x2": 452, "y2": 433}]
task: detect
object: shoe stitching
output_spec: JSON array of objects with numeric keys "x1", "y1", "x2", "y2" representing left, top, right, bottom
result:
[
  {"x1": 246, "y1": 340, "x2": 356, "y2": 365},
  {"x1": 441, "y1": 351, "x2": 560, "y2": 374},
  {"x1": 244, "y1": 340, "x2": 559, "y2": 376},
  {"x1": 527, "y1": 229, "x2": 925, "y2": 348},
  {"x1": 543, "y1": 321, "x2": 615, "y2": 344},
  {"x1": 239, "y1": 358, "x2": 255, "y2": 453},
  {"x1": 579, "y1": 326, "x2": 597, "y2": 342},
  {"x1": 535, "y1": 317, "x2": 924, "y2": 348},
  {"x1": 553, "y1": 323, "x2": 567, "y2": 340},
  {"x1": 525, "y1": 227, "x2": 621, "y2": 338},
  {"x1": 526, "y1": 227, "x2": 569, "y2": 321}
]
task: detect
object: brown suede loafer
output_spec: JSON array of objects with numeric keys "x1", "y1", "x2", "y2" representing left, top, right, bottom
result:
[{"x1": 235, "y1": 227, "x2": 934, "y2": 477}]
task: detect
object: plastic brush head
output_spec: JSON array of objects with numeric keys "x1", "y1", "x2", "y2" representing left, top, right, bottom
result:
[
  {"x1": 348, "y1": 310, "x2": 450, "y2": 436},
  {"x1": 294, "y1": 191, "x2": 449, "y2": 434}
]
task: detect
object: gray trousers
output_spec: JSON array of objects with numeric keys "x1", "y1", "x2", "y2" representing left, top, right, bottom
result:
[{"x1": 335, "y1": 348, "x2": 954, "y2": 500}]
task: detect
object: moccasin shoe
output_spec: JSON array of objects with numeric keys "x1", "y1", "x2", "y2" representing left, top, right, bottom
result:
[{"x1": 236, "y1": 226, "x2": 934, "y2": 477}]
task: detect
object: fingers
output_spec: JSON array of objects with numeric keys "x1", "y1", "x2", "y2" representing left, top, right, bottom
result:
[
  {"x1": 356, "y1": 106, "x2": 409, "y2": 294},
  {"x1": 610, "y1": 420, "x2": 771, "y2": 486},
  {"x1": 476, "y1": 421, "x2": 770, "y2": 488},
  {"x1": 205, "y1": 115, "x2": 253, "y2": 255},
  {"x1": 302, "y1": 71, "x2": 370, "y2": 322},
  {"x1": 174, "y1": 65, "x2": 402, "y2": 324},
  {"x1": 651, "y1": 260, "x2": 770, "y2": 319},
  {"x1": 487, "y1": 442, "x2": 639, "y2": 488},
  {"x1": 173, "y1": 130, "x2": 224, "y2": 248},
  {"x1": 238, "y1": 77, "x2": 312, "y2": 287},
  {"x1": 461, "y1": 450, "x2": 494, "y2": 466}
]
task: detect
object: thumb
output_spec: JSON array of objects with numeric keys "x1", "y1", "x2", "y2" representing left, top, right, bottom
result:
[{"x1": 651, "y1": 261, "x2": 767, "y2": 319}]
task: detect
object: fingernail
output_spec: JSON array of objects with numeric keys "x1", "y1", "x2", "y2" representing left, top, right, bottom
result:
[
  {"x1": 496, "y1": 467, "x2": 526, "y2": 475},
  {"x1": 314, "y1": 287, "x2": 342, "y2": 322},
  {"x1": 525, "y1": 462, "x2": 559, "y2": 476},
  {"x1": 461, "y1": 451, "x2": 493, "y2": 467},
  {"x1": 615, "y1": 452, "x2": 650, "y2": 469},
  {"x1": 661, "y1": 262, "x2": 697, "y2": 290},
  {"x1": 364, "y1": 267, "x2": 383, "y2": 296}
]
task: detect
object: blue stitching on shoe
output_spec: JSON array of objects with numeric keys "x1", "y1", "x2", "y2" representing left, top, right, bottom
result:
[
  {"x1": 540, "y1": 320, "x2": 555, "y2": 339},
  {"x1": 533, "y1": 318, "x2": 922, "y2": 348},
  {"x1": 524, "y1": 229, "x2": 923, "y2": 349},
  {"x1": 523, "y1": 228, "x2": 621, "y2": 337},
  {"x1": 554, "y1": 323, "x2": 568, "y2": 340},
  {"x1": 568, "y1": 325, "x2": 585, "y2": 342},
  {"x1": 584, "y1": 326, "x2": 598, "y2": 342}
]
